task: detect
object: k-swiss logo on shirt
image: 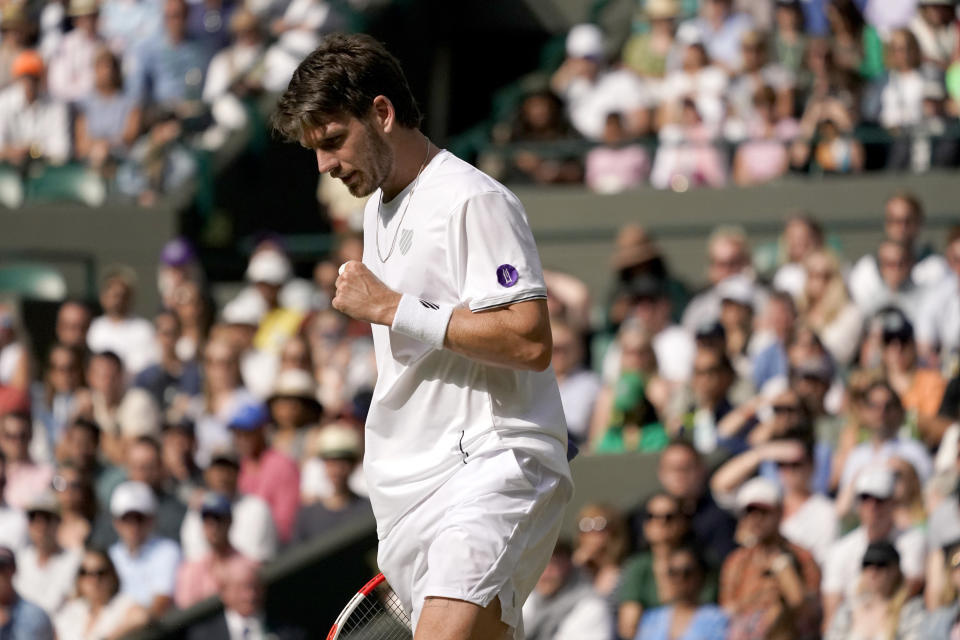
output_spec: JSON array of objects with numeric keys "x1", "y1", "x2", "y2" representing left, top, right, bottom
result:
[
  {"x1": 399, "y1": 228, "x2": 414, "y2": 255},
  {"x1": 419, "y1": 299, "x2": 439, "y2": 310},
  {"x1": 497, "y1": 264, "x2": 519, "y2": 288}
]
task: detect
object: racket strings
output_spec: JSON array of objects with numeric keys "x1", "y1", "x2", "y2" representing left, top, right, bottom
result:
[{"x1": 339, "y1": 583, "x2": 413, "y2": 640}]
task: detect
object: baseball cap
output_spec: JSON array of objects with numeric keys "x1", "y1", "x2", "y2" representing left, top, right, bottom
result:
[
  {"x1": 11, "y1": 50, "x2": 43, "y2": 78},
  {"x1": 314, "y1": 424, "x2": 361, "y2": 460},
  {"x1": 855, "y1": 467, "x2": 895, "y2": 500},
  {"x1": 246, "y1": 250, "x2": 291, "y2": 285},
  {"x1": 200, "y1": 492, "x2": 232, "y2": 518},
  {"x1": 110, "y1": 481, "x2": 157, "y2": 518},
  {"x1": 228, "y1": 403, "x2": 270, "y2": 431},
  {"x1": 717, "y1": 274, "x2": 756, "y2": 309},
  {"x1": 862, "y1": 541, "x2": 900, "y2": 567},
  {"x1": 736, "y1": 477, "x2": 782, "y2": 513},
  {"x1": 566, "y1": 23, "x2": 604, "y2": 60},
  {"x1": 159, "y1": 237, "x2": 196, "y2": 267},
  {"x1": 0, "y1": 546, "x2": 15, "y2": 569},
  {"x1": 25, "y1": 491, "x2": 61, "y2": 517}
]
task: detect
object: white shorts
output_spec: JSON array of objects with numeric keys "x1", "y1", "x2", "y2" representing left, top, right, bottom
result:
[{"x1": 376, "y1": 442, "x2": 572, "y2": 639}]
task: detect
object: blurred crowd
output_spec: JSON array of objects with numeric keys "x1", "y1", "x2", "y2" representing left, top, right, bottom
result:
[
  {"x1": 0, "y1": 0, "x2": 372, "y2": 208},
  {"x1": 482, "y1": 0, "x2": 960, "y2": 193},
  {"x1": 2, "y1": 186, "x2": 960, "y2": 639}
]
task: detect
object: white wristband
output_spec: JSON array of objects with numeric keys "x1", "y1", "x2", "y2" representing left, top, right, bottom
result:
[{"x1": 391, "y1": 294, "x2": 454, "y2": 350}]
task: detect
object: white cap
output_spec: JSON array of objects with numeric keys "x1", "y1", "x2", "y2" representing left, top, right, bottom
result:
[
  {"x1": 855, "y1": 467, "x2": 895, "y2": 500},
  {"x1": 110, "y1": 481, "x2": 157, "y2": 517},
  {"x1": 566, "y1": 23, "x2": 605, "y2": 59},
  {"x1": 246, "y1": 250, "x2": 291, "y2": 285},
  {"x1": 117, "y1": 388, "x2": 160, "y2": 438},
  {"x1": 717, "y1": 274, "x2": 756, "y2": 309},
  {"x1": 736, "y1": 477, "x2": 782, "y2": 512},
  {"x1": 222, "y1": 289, "x2": 267, "y2": 326}
]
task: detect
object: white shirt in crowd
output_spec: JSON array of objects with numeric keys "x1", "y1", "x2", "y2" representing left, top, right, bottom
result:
[
  {"x1": 108, "y1": 537, "x2": 181, "y2": 608},
  {"x1": 822, "y1": 525, "x2": 927, "y2": 601},
  {"x1": 0, "y1": 83, "x2": 71, "y2": 165},
  {"x1": 180, "y1": 494, "x2": 277, "y2": 562},
  {"x1": 361, "y1": 150, "x2": 570, "y2": 538},
  {"x1": 54, "y1": 593, "x2": 142, "y2": 640},
  {"x1": 86, "y1": 315, "x2": 157, "y2": 376},
  {"x1": 13, "y1": 546, "x2": 82, "y2": 614},
  {"x1": 780, "y1": 493, "x2": 838, "y2": 566}
]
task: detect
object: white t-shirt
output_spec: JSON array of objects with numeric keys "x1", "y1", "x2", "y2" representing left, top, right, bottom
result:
[
  {"x1": 86, "y1": 315, "x2": 157, "y2": 376},
  {"x1": 822, "y1": 525, "x2": 926, "y2": 600},
  {"x1": 780, "y1": 494, "x2": 838, "y2": 565},
  {"x1": 13, "y1": 546, "x2": 81, "y2": 614},
  {"x1": 180, "y1": 493, "x2": 277, "y2": 562},
  {"x1": 362, "y1": 150, "x2": 570, "y2": 538}
]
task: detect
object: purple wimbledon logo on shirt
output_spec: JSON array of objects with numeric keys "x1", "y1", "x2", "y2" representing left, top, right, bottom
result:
[{"x1": 497, "y1": 264, "x2": 519, "y2": 288}]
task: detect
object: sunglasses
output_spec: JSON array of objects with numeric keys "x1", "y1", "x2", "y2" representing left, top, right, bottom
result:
[
  {"x1": 78, "y1": 567, "x2": 110, "y2": 578},
  {"x1": 578, "y1": 516, "x2": 608, "y2": 533}
]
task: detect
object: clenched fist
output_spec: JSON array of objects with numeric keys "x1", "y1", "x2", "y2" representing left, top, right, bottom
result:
[{"x1": 333, "y1": 261, "x2": 401, "y2": 326}]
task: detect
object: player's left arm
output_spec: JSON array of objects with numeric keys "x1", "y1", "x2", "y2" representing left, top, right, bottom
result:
[{"x1": 331, "y1": 265, "x2": 551, "y2": 371}]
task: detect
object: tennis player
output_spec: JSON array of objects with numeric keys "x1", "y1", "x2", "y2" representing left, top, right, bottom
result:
[{"x1": 273, "y1": 34, "x2": 573, "y2": 640}]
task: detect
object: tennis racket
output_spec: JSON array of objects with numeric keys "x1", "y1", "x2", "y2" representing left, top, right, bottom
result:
[{"x1": 327, "y1": 573, "x2": 413, "y2": 640}]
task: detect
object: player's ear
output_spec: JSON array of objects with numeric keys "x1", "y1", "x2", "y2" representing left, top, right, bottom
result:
[{"x1": 371, "y1": 95, "x2": 395, "y2": 133}]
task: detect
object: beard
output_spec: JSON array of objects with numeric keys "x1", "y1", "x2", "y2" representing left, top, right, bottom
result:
[{"x1": 346, "y1": 122, "x2": 394, "y2": 198}]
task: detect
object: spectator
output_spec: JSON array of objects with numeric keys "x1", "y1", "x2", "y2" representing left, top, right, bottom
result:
[
  {"x1": 267, "y1": 369, "x2": 320, "y2": 461},
  {"x1": 107, "y1": 481, "x2": 181, "y2": 617},
  {"x1": 185, "y1": 555, "x2": 305, "y2": 639},
  {"x1": 839, "y1": 381, "x2": 933, "y2": 491},
  {"x1": 720, "y1": 478, "x2": 821, "y2": 639},
  {"x1": 618, "y1": 492, "x2": 716, "y2": 639},
  {"x1": 54, "y1": 548, "x2": 148, "y2": 640},
  {"x1": 230, "y1": 403, "x2": 299, "y2": 544},
  {"x1": 74, "y1": 48, "x2": 142, "y2": 177},
  {"x1": 188, "y1": 337, "x2": 256, "y2": 467},
  {"x1": 59, "y1": 418, "x2": 124, "y2": 512},
  {"x1": 825, "y1": 541, "x2": 925, "y2": 640},
  {"x1": 1, "y1": 412, "x2": 54, "y2": 511},
  {"x1": 822, "y1": 467, "x2": 926, "y2": 626},
  {"x1": 550, "y1": 23, "x2": 653, "y2": 141},
  {"x1": 797, "y1": 249, "x2": 863, "y2": 366},
  {"x1": 712, "y1": 438, "x2": 838, "y2": 564},
  {"x1": 174, "y1": 492, "x2": 241, "y2": 608},
  {"x1": 159, "y1": 419, "x2": 203, "y2": 506},
  {"x1": 180, "y1": 447, "x2": 277, "y2": 562},
  {"x1": 0, "y1": 453, "x2": 27, "y2": 552},
  {"x1": 291, "y1": 424, "x2": 370, "y2": 544},
  {"x1": 13, "y1": 491, "x2": 81, "y2": 615},
  {"x1": 127, "y1": 0, "x2": 209, "y2": 110},
  {"x1": 87, "y1": 267, "x2": 157, "y2": 376},
  {"x1": 133, "y1": 311, "x2": 202, "y2": 415},
  {"x1": 0, "y1": 51, "x2": 71, "y2": 209},
  {"x1": 51, "y1": 463, "x2": 98, "y2": 551},
  {"x1": 644, "y1": 440, "x2": 737, "y2": 567},
  {"x1": 635, "y1": 545, "x2": 729, "y2": 640},
  {"x1": 521, "y1": 540, "x2": 610, "y2": 640},
  {"x1": 550, "y1": 318, "x2": 601, "y2": 445},
  {"x1": 0, "y1": 545, "x2": 55, "y2": 640},
  {"x1": 31, "y1": 343, "x2": 85, "y2": 462},
  {"x1": 571, "y1": 503, "x2": 627, "y2": 599},
  {"x1": 621, "y1": 0, "x2": 682, "y2": 79},
  {"x1": 55, "y1": 301, "x2": 92, "y2": 352},
  {"x1": 584, "y1": 111, "x2": 648, "y2": 193},
  {"x1": 46, "y1": 0, "x2": 102, "y2": 103},
  {"x1": 681, "y1": 227, "x2": 756, "y2": 332},
  {"x1": 675, "y1": 0, "x2": 754, "y2": 72}
]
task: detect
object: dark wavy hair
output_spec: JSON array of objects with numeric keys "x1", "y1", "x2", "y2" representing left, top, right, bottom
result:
[{"x1": 272, "y1": 33, "x2": 422, "y2": 142}]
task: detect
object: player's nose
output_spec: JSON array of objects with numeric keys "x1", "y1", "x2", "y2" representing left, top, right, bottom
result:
[{"x1": 316, "y1": 150, "x2": 339, "y2": 174}]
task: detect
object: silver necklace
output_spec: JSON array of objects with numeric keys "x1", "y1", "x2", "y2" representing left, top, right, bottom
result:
[{"x1": 376, "y1": 138, "x2": 430, "y2": 263}]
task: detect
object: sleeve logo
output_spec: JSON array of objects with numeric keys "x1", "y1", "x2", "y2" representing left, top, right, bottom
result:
[{"x1": 496, "y1": 264, "x2": 519, "y2": 288}]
